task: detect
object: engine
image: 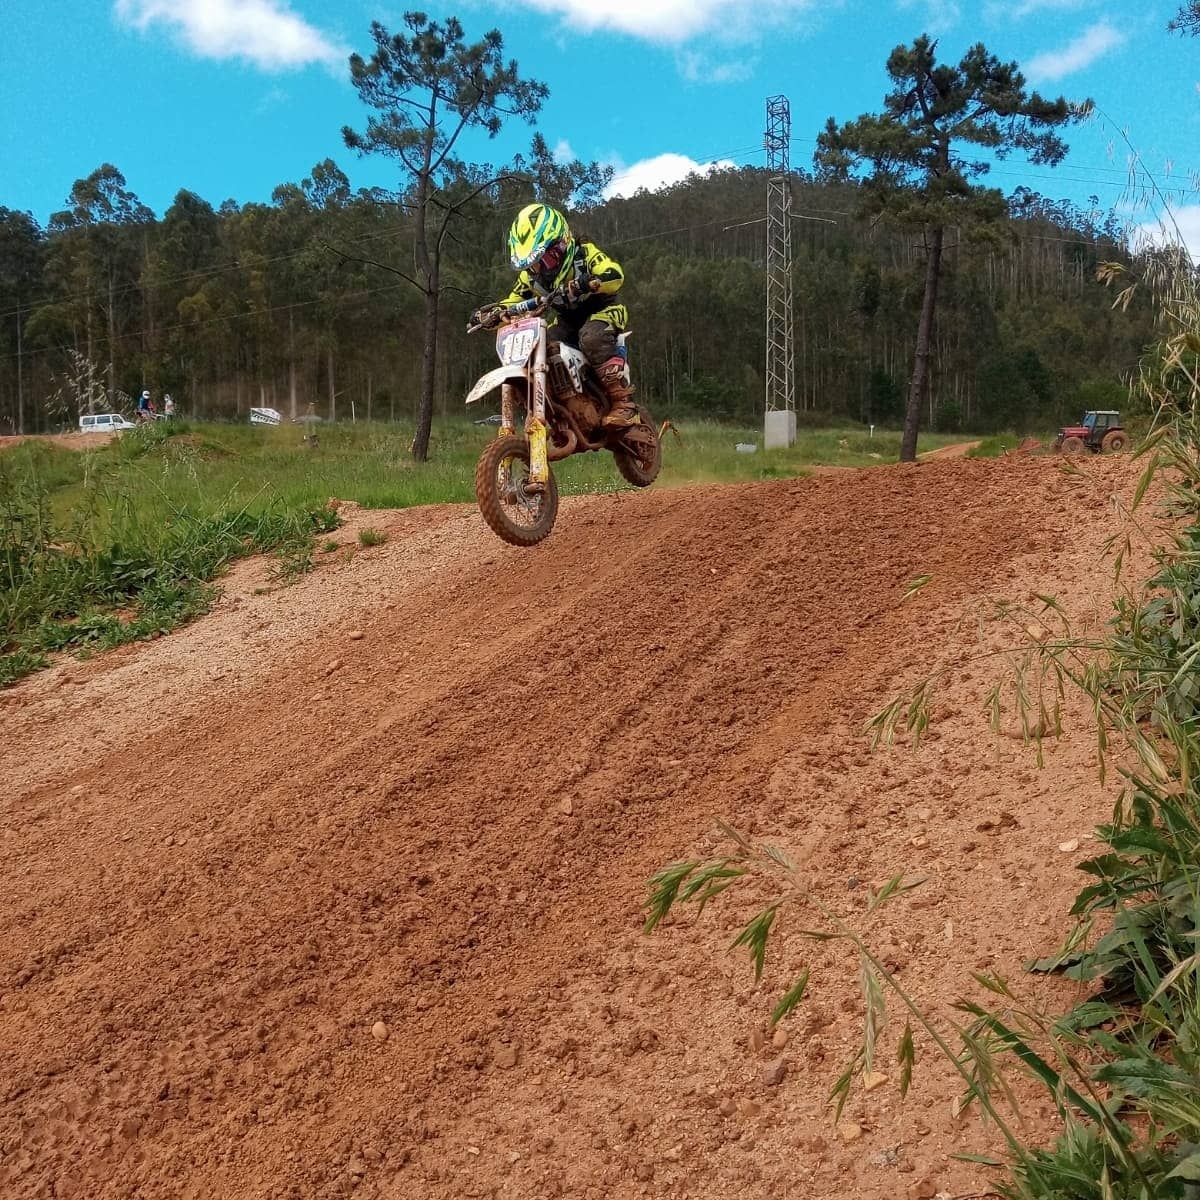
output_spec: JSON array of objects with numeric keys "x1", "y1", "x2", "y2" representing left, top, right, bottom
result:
[
  {"x1": 548, "y1": 357, "x2": 575, "y2": 402},
  {"x1": 549, "y1": 356, "x2": 603, "y2": 431},
  {"x1": 566, "y1": 392, "x2": 603, "y2": 433}
]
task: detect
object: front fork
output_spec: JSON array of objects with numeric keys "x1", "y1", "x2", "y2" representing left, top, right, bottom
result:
[
  {"x1": 496, "y1": 330, "x2": 550, "y2": 494},
  {"x1": 526, "y1": 329, "x2": 550, "y2": 491},
  {"x1": 498, "y1": 382, "x2": 517, "y2": 495}
]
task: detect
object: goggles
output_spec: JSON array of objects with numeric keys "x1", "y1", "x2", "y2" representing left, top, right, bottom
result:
[{"x1": 534, "y1": 241, "x2": 565, "y2": 276}]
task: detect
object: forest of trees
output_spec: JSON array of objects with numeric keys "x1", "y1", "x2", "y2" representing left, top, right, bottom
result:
[
  {"x1": 0, "y1": 14, "x2": 1161, "y2": 445},
  {"x1": 0, "y1": 164, "x2": 1153, "y2": 438}
]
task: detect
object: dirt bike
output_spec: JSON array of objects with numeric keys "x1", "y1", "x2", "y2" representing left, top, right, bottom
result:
[{"x1": 465, "y1": 295, "x2": 662, "y2": 547}]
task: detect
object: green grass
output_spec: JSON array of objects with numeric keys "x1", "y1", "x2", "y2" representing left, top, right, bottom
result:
[
  {"x1": 23, "y1": 418, "x2": 970, "y2": 526},
  {"x1": 656, "y1": 422, "x2": 968, "y2": 483},
  {"x1": 0, "y1": 417, "x2": 968, "y2": 686},
  {"x1": 1, "y1": 425, "x2": 340, "y2": 687}
]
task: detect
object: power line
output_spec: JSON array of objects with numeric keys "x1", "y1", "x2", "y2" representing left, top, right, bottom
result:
[
  {"x1": 603, "y1": 143, "x2": 764, "y2": 192},
  {"x1": 0, "y1": 215, "x2": 1137, "y2": 371},
  {"x1": 0, "y1": 220, "x2": 413, "y2": 325},
  {"x1": 608, "y1": 215, "x2": 757, "y2": 246},
  {"x1": 2, "y1": 213, "x2": 773, "y2": 365},
  {"x1": 781, "y1": 131, "x2": 1200, "y2": 186},
  {"x1": 0, "y1": 144, "x2": 769, "y2": 325},
  {"x1": 3, "y1": 145, "x2": 1164, "y2": 328},
  {"x1": 0, "y1": 279, "x2": 413, "y2": 366},
  {"x1": 986, "y1": 165, "x2": 1200, "y2": 195},
  {"x1": 0, "y1": 156, "x2": 1139, "y2": 367}
]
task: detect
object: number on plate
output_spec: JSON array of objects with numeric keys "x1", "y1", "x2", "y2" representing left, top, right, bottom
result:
[{"x1": 498, "y1": 328, "x2": 536, "y2": 365}]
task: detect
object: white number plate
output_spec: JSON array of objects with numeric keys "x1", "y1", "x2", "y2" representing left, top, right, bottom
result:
[{"x1": 497, "y1": 326, "x2": 537, "y2": 366}]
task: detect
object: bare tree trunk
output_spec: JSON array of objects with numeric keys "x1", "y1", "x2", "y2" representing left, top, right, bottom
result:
[
  {"x1": 367, "y1": 372, "x2": 373, "y2": 423},
  {"x1": 900, "y1": 224, "x2": 944, "y2": 463},
  {"x1": 327, "y1": 346, "x2": 336, "y2": 422},
  {"x1": 107, "y1": 268, "x2": 117, "y2": 408},
  {"x1": 288, "y1": 310, "x2": 298, "y2": 420},
  {"x1": 413, "y1": 281, "x2": 439, "y2": 461},
  {"x1": 16, "y1": 306, "x2": 24, "y2": 435},
  {"x1": 142, "y1": 232, "x2": 152, "y2": 375},
  {"x1": 86, "y1": 310, "x2": 96, "y2": 415},
  {"x1": 411, "y1": 107, "x2": 438, "y2": 463}
]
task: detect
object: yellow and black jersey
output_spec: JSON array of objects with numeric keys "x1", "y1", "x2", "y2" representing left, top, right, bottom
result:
[{"x1": 499, "y1": 239, "x2": 627, "y2": 330}]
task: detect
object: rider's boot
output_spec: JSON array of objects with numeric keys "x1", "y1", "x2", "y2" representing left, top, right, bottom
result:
[{"x1": 598, "y1": 357, "x2": 639, "y2": 428}]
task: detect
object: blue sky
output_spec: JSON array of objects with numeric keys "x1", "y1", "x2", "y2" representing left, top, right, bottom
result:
[{"x1": 4, "y1": 1, "x2": 1199, "y2": 243}]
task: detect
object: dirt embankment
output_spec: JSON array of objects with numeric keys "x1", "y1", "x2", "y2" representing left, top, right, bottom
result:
[
  {"x1": 0, "y1": 456, "x2": 1143, "y2": 1200},
  {"x1": 0, "y1": 432, "x2": 117, "y2": 451}
]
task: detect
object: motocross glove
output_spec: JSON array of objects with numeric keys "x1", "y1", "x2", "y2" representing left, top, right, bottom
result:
[{"x1": 565, "y1": 278, "x2": 596, "y2": 304}]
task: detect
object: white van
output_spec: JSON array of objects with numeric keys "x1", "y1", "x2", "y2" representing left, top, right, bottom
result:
[{"x1": 79, "y1": 413, "x2": 136, "y2": 434}]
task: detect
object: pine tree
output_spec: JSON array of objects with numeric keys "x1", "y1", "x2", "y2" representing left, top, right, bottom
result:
[
  {"x1": 1171, "y1": 2, "x2": 1200, "y2": 34},
  {"x1": 343, "y1": 16, "x2": 547, "y2": 461},
  {"x1": 815, "y1": 37, "x2": 1082, "y2": 460}
]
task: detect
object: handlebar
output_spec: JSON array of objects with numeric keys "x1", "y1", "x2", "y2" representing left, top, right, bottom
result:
[{"x1": 466, "y1": 292, "x2": 563, "y2": 334}]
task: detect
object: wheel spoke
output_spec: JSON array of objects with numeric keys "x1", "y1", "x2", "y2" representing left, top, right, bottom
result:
[{"x1": 498, "y1": 458, "x2": 544, "y2": 528}]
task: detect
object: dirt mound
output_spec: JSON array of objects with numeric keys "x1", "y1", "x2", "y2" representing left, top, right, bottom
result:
[
  {"x1": 0, "y1": 455, "x2": 1141, "y2": 1199},
  {"x1": 0, "y1": 432, "x2": 117, "y2": 452}
]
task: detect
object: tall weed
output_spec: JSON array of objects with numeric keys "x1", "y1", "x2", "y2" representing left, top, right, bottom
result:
[{"x1": 0, "y1": 432, "x2": 339, "y2": 685}]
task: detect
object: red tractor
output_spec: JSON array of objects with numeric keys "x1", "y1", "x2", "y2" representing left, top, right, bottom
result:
[{"x1": 1054, "y1": 410, "x2": 1129, "y2": 455}]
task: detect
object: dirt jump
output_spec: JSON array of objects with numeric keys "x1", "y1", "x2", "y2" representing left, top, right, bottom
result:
[{"x1": 0, "y1": 455, "x2": 1139, "y2": 1199}]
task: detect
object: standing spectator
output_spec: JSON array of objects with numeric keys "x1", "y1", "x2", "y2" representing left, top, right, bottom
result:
[{"x1": 163, "y1": 394, "x2": 176, "y2": 418}]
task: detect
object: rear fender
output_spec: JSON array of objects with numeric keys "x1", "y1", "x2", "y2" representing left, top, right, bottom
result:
[{"x1": 466, "y1": 365, "x2": 527, "y2": 406}]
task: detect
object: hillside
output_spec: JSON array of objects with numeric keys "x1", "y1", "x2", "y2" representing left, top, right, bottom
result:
[
  {"x1": 0, "y1": 454, "x2": 1139, "y2": 1199},
  {"x1": 1, "y1": 168, "x2": 1154, "y2": 438}
]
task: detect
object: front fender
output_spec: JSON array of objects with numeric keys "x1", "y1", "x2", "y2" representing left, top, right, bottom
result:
[{"x1": 465, "y1": 365, "x2": 526, "y2": 406}]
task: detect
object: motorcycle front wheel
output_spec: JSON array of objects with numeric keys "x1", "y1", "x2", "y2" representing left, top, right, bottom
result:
[{"x1": 474, "y1": 435, "x2": 560, "y2": 547}]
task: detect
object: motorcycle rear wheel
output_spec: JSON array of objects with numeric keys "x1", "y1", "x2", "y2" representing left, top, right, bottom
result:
[
  {"x1": 613, "y1": 406, "x2": 662, "y2": 488},
  {"x1": 475, "y1": 435, "x2": 559, "y2": 547}
]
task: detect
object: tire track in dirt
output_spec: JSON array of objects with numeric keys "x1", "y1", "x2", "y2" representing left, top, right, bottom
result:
[{"x1": 0, "y1": 456, "x2": 1135, "y2": 1199}]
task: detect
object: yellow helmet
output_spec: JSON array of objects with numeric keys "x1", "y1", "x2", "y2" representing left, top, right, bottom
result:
[{"x1": 508, "y1": 203, "x2": 571, "y2": 272}]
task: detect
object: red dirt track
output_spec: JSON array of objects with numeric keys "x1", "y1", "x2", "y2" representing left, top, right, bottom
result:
[{"x1": 0, "y1": 457, "x2": 1137, "y2": 1199}]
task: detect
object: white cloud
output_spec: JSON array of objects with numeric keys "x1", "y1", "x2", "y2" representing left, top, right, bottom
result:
[
  {"x1": 987, "y1": 0, "x2": 1090, "y2": 17},
  {"x1": 511, "y1": 0, "x2": 821, "y2": 44},
  {"x1": 897, "y1": 0, "x2": 962, "y2": 32},
  {"x1": 604, "y1": 153, "x2": 737, "y2": 200},
  {"x1": 677, "y1": 50, "x2": 754, "y2": 84},
  {"x1": 551, "y1": 139, "x2": 575, "y2": 164},
  {"x1": 1027, "y1": 20, "x2": 1126, "y2": 82},
  {"x1": 114, "y1": 0, "x2": 346, "y2": 71},
  {"x1": 1138, "y1": 205, "x2": 1200, "y2": 265},
  {"x1": 254, "y1": 86, "x2": 290, "y2": 115}
]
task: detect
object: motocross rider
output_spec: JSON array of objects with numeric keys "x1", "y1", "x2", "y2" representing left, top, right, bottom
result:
[{"x1": 474, "y1": 203, "x2": 638, "y2": 428}]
